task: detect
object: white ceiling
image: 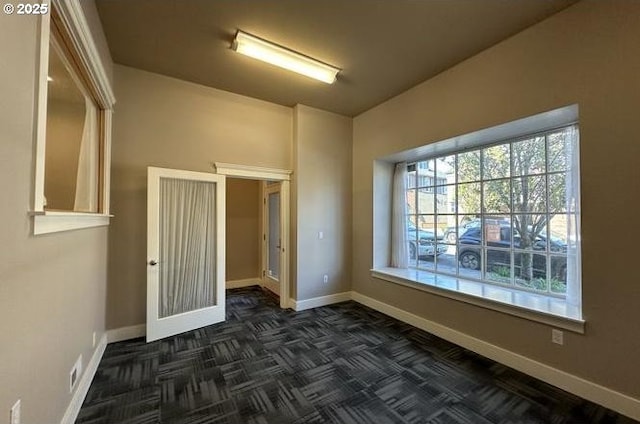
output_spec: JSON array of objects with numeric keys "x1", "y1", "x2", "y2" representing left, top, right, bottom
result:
[{"x1": 96, "y1": 0, "x2": 577, "y2": 117}]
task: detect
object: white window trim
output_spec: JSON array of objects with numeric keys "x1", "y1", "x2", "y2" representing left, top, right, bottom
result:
[
  {"x1": 374, "y1": 105, "x2": 583, "y2": 331},
  {"x1": 371, "y1": 267, "x2": 585, "y2": 333},
  {"x1": 405, "y1": 124, "x2": 578, "y2": 299},
  {"x1": 31, "y1": 1, "x2": 116, "y2": 235},
  {"x1": 32, "y1": 211, "x2": 111, "y2": 234}
]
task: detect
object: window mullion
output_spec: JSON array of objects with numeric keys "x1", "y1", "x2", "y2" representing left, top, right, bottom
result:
[
  {"x1": 479, "y1": 148, "x2": 485, "y2": 280},
  {"x1": 545, "y1": 133, "x2": 551, "y2": 295},
  {"x1": 405, "y1": 124, "x2": 575, "y2": 301},
  {"x1": 511, "y1": 144, "x2": 516, "y2": 286}
]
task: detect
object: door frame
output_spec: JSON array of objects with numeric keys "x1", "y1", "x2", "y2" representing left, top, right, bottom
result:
[
  {"x1": 262, "y1": 182, "x2": 282, "y2": 296},
  {"x1": 214, "y1": 162, "x2": 292, "y2": 309}
]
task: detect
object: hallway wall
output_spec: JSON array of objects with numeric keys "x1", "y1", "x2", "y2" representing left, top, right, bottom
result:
[{"x1": 226, "y1": 178, "x2": 261, "y2": 282}]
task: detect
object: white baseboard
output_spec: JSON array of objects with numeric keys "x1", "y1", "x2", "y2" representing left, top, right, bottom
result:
[
  {"x1": 351, "y1": 292, "x2": 640, "y2": 422},
  {"x1": 290, "y1": 291, "x2": 352, "y2": 312},
  {"x1": 60, "y1": 333, "x2": 107, "y2": 424},
  {"x1": 106, "y1": 324, "x2": 146, "y2": 343},
  {"x1": 226, "y1": 278, "x2": 260, "y2": 289},
  {"x1": 59, "y1": 293, "x2": 640, "y2": 423}
]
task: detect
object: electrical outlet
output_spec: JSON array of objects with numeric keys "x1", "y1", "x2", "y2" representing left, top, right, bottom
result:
[
  {"x1": 10, "y1": 399, "x2": 21, "y2": 424},
  {"x1": 323, "y1": 274, "x2": 328, "y2": 283},
  {"x1": 318, "y1": 231, "x2": 324, "y2": 240},
  {"x1": 92, "y1": 331, "x2": 97, "y2": 348},
  {"x1": 551, "y1": 329, "x2": 564, "y2": 345}
]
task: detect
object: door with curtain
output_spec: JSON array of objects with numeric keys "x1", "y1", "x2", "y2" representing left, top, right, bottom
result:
[
  {"x1": 146, "y1": 167, "x2": 226, "y2": 342},
  {"x1": 264, "y1": 182, "x2": 281, "y2": 295}
]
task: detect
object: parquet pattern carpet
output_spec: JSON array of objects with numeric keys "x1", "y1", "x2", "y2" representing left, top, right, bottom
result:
[{"x1": 75, "y1": 286, "x2": 637, "y2": 424}]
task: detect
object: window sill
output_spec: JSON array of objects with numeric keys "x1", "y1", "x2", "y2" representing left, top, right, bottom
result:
[
  {"x1": 371, "y1": 267, "x2": 585, "y2": 334},
  {"x1": 30, "y1": 211, "x2": 112, "y2": 235}
]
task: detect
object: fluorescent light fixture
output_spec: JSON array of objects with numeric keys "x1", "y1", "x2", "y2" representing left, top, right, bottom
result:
[{"x1": 232, "y1": 30, "x2": 340, "y2": 84}]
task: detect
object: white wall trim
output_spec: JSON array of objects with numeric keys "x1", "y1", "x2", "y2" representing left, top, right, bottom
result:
[
  {"x1": 55, "y1": 0, "x2": 116, "y2": 107},
  {"x1": 226, "y1": 278, "x2": 260, "y2": 289},
  {"x1": 59, "y1": 333, "x2": 107, "y2": 424},
  {"x1": 32, "y1": 212, "x2": 111, "y2": 235},
  {"x1": 214, "y1": 162, "x2": 292, "y2": 181},
  {"x1": 217, "y1": 164, "x2": 291, "y2": 310},
  {"x1": 290, "y1": 291, "x2": 352, "y2": 312},
  {"x1": 351, "y1": 292, "x2": 640, "y2": 421},
  {"x1": 106, "y1": 324, "x2": 146, "y2": 343},
  {"x1": 371, "y1": 268, "x2": 584, "y2": 333}
]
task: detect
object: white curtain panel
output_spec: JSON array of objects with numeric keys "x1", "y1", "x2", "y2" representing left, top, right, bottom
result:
[
  {"x1": 159, "y1": 178, "x2": 217, "y2": 318},
  {"x1": 74, "y1": 97, "x2": 99, "y2": 212},
  {"x1": 391, "y1": 162, "x2": 409, "y2": 268},
  {"x1": 565, "y1": 126, "x2": 582, "y2": 307}
]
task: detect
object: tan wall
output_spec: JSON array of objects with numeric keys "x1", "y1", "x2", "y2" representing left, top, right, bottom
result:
[
  {"x1": 226, "y1": 178, "x2": 261, "y2": 281},
  {"x1": 44, "y1": 99, "x2": 85, "y2": 210},
  {"x1": 0, "y1": 11, "x2": 110, "y2": 424},
  {"x1": 293, "y1": 105, "x2": 352, "y2": 300},
  {"x1": 108, "y1": 65, "x2": 292, "y2": 328},
  {"x1": 353, "y1": 0, "x2": 640, "y2": 400}
]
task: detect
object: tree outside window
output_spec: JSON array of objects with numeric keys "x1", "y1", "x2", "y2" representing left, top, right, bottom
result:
[{"x1": 406, "y1": 125, "x2": 578, "y2": 297}]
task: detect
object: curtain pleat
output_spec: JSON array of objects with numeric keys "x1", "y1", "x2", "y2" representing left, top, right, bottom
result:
[
  {"x1": 159, "y1": 178, "x2": 216, "y2": 318},
  {"x1": 565, "y1": 126, "x2": 581, "y2": 307},
  {"x1": 391, "y1": 162, "x2": 409, "y2": 268},
  {"x1": 74, "y1": 97, "x2": 99, "y2": 212}
]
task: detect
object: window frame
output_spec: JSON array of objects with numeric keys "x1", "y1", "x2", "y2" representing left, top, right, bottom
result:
[
  {"x1": 371, "y1": 105, "x2": 583, "y2": 330},
  {"x1": 31, "y1": 0, "x2": 115, "y2": 235},
  {"x1": 405, "y1": 124, "x2": 578, "y2": 299}
]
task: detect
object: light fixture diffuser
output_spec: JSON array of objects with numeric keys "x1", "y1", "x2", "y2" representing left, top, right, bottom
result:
[{"x1": 232, "y1": 30, "x2": 340, "y2": 84}]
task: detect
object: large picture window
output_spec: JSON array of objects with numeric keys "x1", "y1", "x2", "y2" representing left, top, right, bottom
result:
[{"x1": 405, "y1": 125, "x2": 580, "y2": 299}]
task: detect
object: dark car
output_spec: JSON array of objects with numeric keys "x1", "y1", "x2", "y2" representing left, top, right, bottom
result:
[
  {"x1": 457, "y1": 225, "x2": 566, "y2": 280},
  {"x1": 443, "y1": 217, "x2": 510, "y2": 243}
]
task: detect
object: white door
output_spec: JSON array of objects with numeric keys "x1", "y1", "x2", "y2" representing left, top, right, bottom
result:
[
  {"x1": 146, "y1": 167, "x2": 226, "y2": 342},
  {"x1": 263, "y1": 182, "x2": 281, "y2": 295}
]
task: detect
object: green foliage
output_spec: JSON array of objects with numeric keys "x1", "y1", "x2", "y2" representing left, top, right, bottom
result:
[
  {"x1": 513, "y1": 276, "x2": 567, "y2": 293},
  {"x1": 492, "y1": 265, "x2": 510, "y2": 278},
  {"x1": 550, "y1": 278, "x2": 567, "y2": 293},
  {"x1": 487, "y1": 273, "x2": 511, "y2": 284},
  {"x1": 457, "y1": 132, "x2": 571, "y2": 281},
  {"x1": 517, "y1": 277, "x2": 549, "y2": 291}
]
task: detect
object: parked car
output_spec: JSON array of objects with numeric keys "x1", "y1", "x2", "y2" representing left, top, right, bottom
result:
[
  {"x1": 443, "y1": 219, "x2": 477, "y2": 243},
  {"x1": 407, "y1": 226, "x2": 447, "y2": 259},
  {"x1": 457, "y1": 225, "x2": 566, "y2": 279},
  {"x1": 443, "y1": 217, "x2": 509, "y2": 243}
]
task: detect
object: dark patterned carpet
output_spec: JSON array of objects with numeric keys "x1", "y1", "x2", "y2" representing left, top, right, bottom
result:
[{"x1": 76, "y1": 286, "x2": 637, "y2": 424}]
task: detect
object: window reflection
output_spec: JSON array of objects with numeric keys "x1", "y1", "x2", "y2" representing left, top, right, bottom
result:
[{"x1": 44, "y1": 38, "x2": 100, "y2": 212}]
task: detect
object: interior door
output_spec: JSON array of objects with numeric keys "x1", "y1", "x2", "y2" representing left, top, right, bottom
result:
[
  {"x1": 264, "y1": 182, "x2": 281, "y2": 295},
  {"x1": 146, "y1": 167, "x2": 226, "y2": 342}
]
